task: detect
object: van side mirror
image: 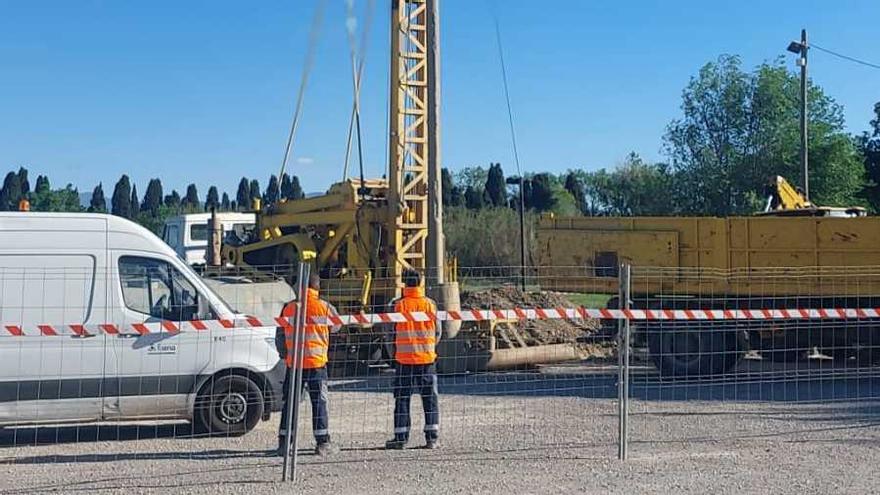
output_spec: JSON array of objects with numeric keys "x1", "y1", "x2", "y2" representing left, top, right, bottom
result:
[{"x1": 162, "y1": 304, "x2": 200, "y2": 322}]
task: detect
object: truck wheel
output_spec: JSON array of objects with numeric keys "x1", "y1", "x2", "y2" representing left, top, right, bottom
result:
[
  {"x1": 195, "y1": 374, "x2": 264, "y2": 436},
  {"x1": 647, "y1": 324, "x2": 740, "y2": 376}
]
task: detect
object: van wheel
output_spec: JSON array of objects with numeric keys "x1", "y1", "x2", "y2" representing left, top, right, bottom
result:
[{"x1": 195, "y1": 375, "x2": 264, "y2": 436}]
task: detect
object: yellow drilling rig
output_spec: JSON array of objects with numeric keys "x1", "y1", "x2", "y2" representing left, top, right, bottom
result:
[{"x1": 219, "y1": 0, "x2": 463, "y2": 373}]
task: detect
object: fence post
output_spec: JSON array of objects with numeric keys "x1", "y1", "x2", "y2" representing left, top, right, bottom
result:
[
  {"x1": 617, "y1": 263, "x2": 631, "y2": 461},
  {"x1": 282, "y1": 261, "x2": 311, "y2": 482}
]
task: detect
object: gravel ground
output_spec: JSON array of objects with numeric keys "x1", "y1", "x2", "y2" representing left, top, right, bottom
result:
[{"x1": 2, "y1": 364, "x2": 880, "y2": 495}]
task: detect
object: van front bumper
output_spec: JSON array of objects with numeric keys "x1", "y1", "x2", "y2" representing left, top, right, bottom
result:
[{"x1": 265, "y1": 360, "x2": 288, "y2": 413}]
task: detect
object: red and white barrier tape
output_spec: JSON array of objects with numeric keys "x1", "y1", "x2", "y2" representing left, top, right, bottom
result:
[{"x1": 2, "y1": 307, "x2": 879, "y2": 336}]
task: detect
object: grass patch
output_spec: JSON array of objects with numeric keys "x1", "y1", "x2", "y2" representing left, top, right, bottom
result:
[{"x1": 563, "y1": 292, "x2": 613, "y2": 308}]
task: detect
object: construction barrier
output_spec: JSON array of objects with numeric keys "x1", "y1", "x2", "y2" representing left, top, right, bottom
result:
[{"x1": 3, "y1": 262, "x2": 880, "y2": 490}]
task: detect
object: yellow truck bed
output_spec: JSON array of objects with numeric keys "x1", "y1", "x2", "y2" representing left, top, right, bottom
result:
[{"x1": 537, "y1": 215, "x2": 880, "y2": 297}]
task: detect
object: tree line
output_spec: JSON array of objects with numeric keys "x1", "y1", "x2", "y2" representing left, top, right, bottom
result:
[{"x1": 0, "y1": 170, "x2": 305, "y2": 234}]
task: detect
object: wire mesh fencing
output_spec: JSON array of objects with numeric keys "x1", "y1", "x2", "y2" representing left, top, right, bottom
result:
[
  {"x1": 7, "y1": 259, "x2": 880, "y2": 487},
  {"x1": 0, "y1": 262, "x2": 294, "y2": 488},
  {"x1": 292, "y1": 263, "x2": 622, "y2": 467},
  {"x1": 623, "y1": 264, "x2": 880, "y2": 459},
  {"x1": 0, "y1": 261, "x2": 623, "y2": 488}
]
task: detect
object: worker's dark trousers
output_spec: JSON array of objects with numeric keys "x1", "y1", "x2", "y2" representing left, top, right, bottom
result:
[
  {"x1": 392, "y1": 363, "x2": 440, "y2": 442},
  {"x1": 279, "y1": 366, "x2": 330, "y2": 445}
]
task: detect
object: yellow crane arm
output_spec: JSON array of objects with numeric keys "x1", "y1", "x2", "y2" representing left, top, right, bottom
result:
[{"x1": 764, "y1": 175, "x2": 812, "y2": 212}]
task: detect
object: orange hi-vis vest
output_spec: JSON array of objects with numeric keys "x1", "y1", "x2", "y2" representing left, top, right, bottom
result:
[
  {"x1": 281, "y1": 288, "x2": 331, "y2": 369},
  {"x1": 394, "y1": 286, "x2": 437, "y2": 365}
]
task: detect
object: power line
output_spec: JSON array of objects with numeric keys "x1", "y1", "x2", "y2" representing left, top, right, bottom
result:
[
  {"x1": 278, "y1": 0, "x2": 328, "y2": 185},
  {"x1": 490, "y1": 4, "x2": 528, "y2": 289},
  {"x1": 812, "y1": 43, "x2": 880, "y2": 71},
  {"x1": 490, "y1": 6, "x2": 522, "y2": 179}
]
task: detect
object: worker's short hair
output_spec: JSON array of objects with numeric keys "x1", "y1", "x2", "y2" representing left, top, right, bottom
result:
[
  {"x1": 402, "y1": 269, "x2": 422, "y2": 288},
  {"x1": 308, "y1": 273, "x2": 321, "y2": 290}
]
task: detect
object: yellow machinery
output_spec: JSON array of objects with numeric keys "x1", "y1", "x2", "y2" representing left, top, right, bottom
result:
[
  {"x1": 221, "y1": 1, "x2": 582, "y2": 373},
  {"x1": 537, "y1": 176, "x2": 879, "y2": 376},
  {"x1": 223, "y1": 0, "x2": 438, "y2": 307},
  {"x1": 221, "y1": 1, "x2": 466, "y2": 373}
]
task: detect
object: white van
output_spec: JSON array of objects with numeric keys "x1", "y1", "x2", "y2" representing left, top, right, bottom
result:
[
  {"x1": 0, "y1": 212, "x2": 285, "y2": 435},
  {"x1": 162, "y1": 213, "x2": 255, "y2": 265}
]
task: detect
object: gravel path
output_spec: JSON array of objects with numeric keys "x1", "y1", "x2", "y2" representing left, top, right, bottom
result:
[{"x1": 2, "y1": 368, "x2": 879, "y2": 494}]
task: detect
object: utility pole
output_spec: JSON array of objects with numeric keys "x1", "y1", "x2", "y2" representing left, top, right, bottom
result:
[
  {"x1": 426, "y1": 0, "x2": 445, "y2": 286},
  {"x1": 787, "y1": 29, "x2": 809, "y2": 200},
  {"x1": 506, "y1": 176, "x2": 527, "y2": 292}
]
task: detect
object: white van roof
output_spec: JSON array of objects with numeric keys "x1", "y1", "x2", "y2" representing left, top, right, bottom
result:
[
  {"x1": 165, "y1": 212, "x2": 255, "y2": 224},
  {"x1": 0, "y1": 212, "x2": 178, "y2": 258}
]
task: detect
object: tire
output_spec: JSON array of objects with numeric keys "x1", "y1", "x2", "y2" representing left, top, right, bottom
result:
[
  {"x1": 195, "y1": 374, "x2": 264, "y2": 436},
  {"x1": 646, "y1": 323, "x2": 740, "y2": 376}
]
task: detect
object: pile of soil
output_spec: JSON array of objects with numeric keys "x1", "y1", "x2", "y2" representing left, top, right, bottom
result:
[{"x1": 461, "y1": 286, "x2": 603, "y2": 347}]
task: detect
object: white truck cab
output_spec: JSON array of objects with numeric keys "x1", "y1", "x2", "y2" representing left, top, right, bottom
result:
[
  {"x1": 162, "y1": 212, "x2": 255, "y2": 265},
  {"x1": 0, "y1": 212, "x2": 284, "y2": 435}
]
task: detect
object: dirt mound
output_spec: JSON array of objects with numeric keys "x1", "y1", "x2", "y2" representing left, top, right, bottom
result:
[{"x1": 461, "y1": 286, "x2": 602, "y2": 346}]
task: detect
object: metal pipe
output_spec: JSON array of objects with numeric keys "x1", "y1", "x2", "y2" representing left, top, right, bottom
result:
[
  {"x1": 617, "y1": 263, "x2": 631, "y2": 461},
  {"x1": 485, "y1": 344, "x2": 580, "y2": 370},
  {"x1": 282, "y1": 262, "x2": 311, "y2": 482},
  {"x1": 799, "y1": 29, "x2": 809, "y2": 201}
]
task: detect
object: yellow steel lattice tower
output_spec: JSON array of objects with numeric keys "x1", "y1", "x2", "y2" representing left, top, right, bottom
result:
[{"x1": 389, "y1": 0, "x2": 432, "y2": 283}]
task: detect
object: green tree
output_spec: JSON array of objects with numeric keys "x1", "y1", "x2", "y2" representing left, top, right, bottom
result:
[
  {"x1": 527, "y1": 173, "x2": 555, "y2": 211},
  {"x1": 89, "y1": 183, "x2": 106, "y2": 213},
  {"x1": 17, "y1": 167, "x2": 29, "y2": 198},
  {"x1": 264, "y1": 175, "x2": 280, "y2": 204},
  {"x1": 249, "y1": 179, "x2": 261, "y2": 205},
  {"x1": 441, "y1": 168, "x2": 461, "y2": 207},
  {"x1": 857, "y1": 102, "x2": 880, "y2": 210},
  {"x1": 666, "y1": 55, "x2": 864, "y2": 215},
  {"x1": 464, "y1": 186, "x2": 483, "y2": 210},
  {"x1": 221, "y1": 192, "x2": 231, "y2": 210},
  {"x1": 183, "y1": 183, "x2": 200, "y2": 210},
  {"x1": 36, "y1": 184, "x2": 82, "y2": 212},
  {"x1": 34, "y1": 175, "x2": 50, "y2": 196},
  {"x1": 0, "y1": 172, "x2": 21, "y2": 211},
  {"x1": 205, "y1": 186, "x2": 220, "y2": 211},
  {"x1": 130, "y1": 184, "x2": 140, "y2": 217},
  {"x1": 290, "y1": 175, "x2": 304, "y2": 200},
  {"x1": 280, "y1": 173, "x2": 293, "y2": 200},
  {"x1": 456, "y1": 166, "x2": 488, "y2": 191},
  {"x1": 280, "y1": 173, "x2": 305, "y2": 200},
  {"x1": 142, "y1": 178, "x2": 163, "y2": 217},
  {"x1": 584, "y1": 154, "x2": 675, "y2": 215},
  {"x1": 111, "y1": 175, "x2": 132, "y2": 218},
  {"x1": 563, "y1": 172, "x2": 586, "y2": 214},
  {"x1": 31, "y1": 175, "x2": 50, "y2": 211},
  {"x1": 236, "y1": 177, "x2": 250, "y2": 210},
  {"x1": 484, "y1": 163, "x2": 507, "y2": 207},
  {"x1": 164, "y1": 190, "x2": 181, "y2": 209},
  {"x1": 444, "y1": 206, "x2": 537, "y2": 268}
]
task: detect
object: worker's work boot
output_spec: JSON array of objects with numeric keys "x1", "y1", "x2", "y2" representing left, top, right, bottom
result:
[
  {"x1": 385, "y1": 438, "x2": 407, "y2": 450},
  {"x1": 425, "y1": 439, "x2": 439, "y2": 450},
  {"x1": 315, "y1": 442, "x2": 336, "y2": 457}
]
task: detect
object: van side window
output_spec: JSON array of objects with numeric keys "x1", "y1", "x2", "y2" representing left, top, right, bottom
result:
[
  {"x1": 190, "y1": 224, "x2": 207, "y2": 241},
  {"x1": 119, "y1": 256, "x2": 206, "y2": 321}
]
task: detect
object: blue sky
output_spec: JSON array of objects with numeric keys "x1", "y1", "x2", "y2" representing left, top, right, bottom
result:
[{"x1": 1, "y1": 1, "x2": 878, "y2": 196}]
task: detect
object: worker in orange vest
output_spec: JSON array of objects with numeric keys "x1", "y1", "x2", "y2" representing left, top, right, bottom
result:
[
  {"x1": 385, "y1": 269, "x2": 441, "y2": 450},
  {"x1": 18, "y1": 197, "x2": 30, "y2": 211},
  {"x1": 276, "y1": 273, "x2": 341, "y2": 457}
]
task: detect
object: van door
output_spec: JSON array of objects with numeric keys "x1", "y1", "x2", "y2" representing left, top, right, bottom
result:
[
  {"x1": 0, "y1": 254, "x2": 106, "y2": 424},
  {"x1": 104, "y1": 253, "x2": 213, "y2": 420}
]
